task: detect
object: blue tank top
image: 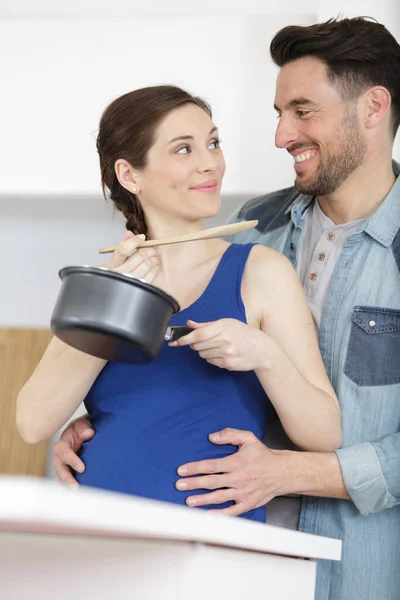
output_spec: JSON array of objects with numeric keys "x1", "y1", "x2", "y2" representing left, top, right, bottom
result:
[{"x1": 76, "y1": 243, "x2": 269, "y2": 522}]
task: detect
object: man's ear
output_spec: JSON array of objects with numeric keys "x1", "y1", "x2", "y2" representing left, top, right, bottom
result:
[
  {"x1": 115, "y1": 159, "x2": 141, "y2": 194},
  {"x1": 363, "y1": 86, "x2": 392, "y2": 132}
]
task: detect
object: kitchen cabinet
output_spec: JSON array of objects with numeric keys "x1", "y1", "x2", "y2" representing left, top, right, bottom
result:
[{"x1": 0, "y1": 329, "x2": 52, "y2": 475}]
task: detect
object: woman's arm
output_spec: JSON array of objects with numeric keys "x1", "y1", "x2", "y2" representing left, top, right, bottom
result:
[
  {"x1": 172, "y1": 245, "x2": 341, "y2": 452},
  {"x1": 16, "y1": 338, "x2": 107, "y2": 444},
  {"x1": 16, "y1": 232, "x2": 160, "y2": 444},
  {"x1": 242, "y1": 245, "x2": 341, "y2": 452}
]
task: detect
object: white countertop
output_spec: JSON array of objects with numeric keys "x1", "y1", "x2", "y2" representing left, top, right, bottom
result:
[{"x1": 0, "y1": 476, "x2": 341, "y2": 561}]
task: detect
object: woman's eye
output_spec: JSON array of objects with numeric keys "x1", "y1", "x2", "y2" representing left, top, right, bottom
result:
[
  {"x1": 176, "y1": 145, "x2": 191, "y2": 154},
  {"x1": 209, "y1": 139, "x2": 221, "y2": 149}
]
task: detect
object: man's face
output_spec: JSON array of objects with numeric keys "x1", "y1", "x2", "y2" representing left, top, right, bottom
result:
[{"x1": 274, "y1": 57, "x2": 367, "y2": 196}]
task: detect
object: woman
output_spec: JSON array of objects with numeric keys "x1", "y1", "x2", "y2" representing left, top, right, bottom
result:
[{"x1": 17, "y1": 85, "x2": 341, "y2": 522}]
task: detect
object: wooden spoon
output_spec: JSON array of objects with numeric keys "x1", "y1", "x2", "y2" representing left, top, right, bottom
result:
[{"x1": 98, "y1": 220, "x2": 258, "y2": 254}]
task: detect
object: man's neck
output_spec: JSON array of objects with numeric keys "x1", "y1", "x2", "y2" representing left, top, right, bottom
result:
[{"x1": 317, "y1": 156, "x2": 396, "y2": 225}]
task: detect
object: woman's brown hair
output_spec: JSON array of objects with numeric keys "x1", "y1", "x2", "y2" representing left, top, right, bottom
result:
[{"x1": 96, "y1": 85, "x2": 212, "y2": 237}]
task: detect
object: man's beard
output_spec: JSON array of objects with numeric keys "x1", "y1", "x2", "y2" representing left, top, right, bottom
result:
[{"x1": 294, "y1": 109, "x2": 367, "y2": 196}]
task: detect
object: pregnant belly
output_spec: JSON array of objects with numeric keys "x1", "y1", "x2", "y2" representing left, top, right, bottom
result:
[{"x1": 75, "y1": 415, "x2": 266, "y2": 523}]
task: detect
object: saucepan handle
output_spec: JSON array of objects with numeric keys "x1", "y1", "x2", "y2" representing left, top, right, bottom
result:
[{"x1": 164, "y1": 326, "x2": 193, "y2": 343}]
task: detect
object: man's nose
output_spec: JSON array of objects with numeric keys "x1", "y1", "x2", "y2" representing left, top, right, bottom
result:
[{"x1": 275, "y1": 115, "x2": 301, "y2": 149}]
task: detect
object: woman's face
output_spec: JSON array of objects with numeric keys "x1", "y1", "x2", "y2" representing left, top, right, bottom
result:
[{"x1": 130, "y1": 103, "x2": 226, "y2": 225}]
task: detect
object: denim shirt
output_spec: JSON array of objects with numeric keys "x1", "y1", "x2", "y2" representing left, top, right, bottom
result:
[{"x1": 226, "y1": 161, "x2": 400, "y2": 600}]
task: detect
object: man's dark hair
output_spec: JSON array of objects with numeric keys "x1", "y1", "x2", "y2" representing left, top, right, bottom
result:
[{"x1": 270, "y1": 17, "x2": 400, "y2": 138}]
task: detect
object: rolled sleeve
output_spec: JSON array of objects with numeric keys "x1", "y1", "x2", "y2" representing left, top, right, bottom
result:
[{"x1": 336, "y1": 436, "x2": 400, "y2": 515}]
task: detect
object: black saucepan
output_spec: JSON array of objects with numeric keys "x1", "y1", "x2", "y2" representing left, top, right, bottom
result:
[
  {"x1": 50, "y1": 221, "x2": 259, "y2": 364},
  {"x1": 50, "y1": 266, "x2": 192, "y2": 364}
]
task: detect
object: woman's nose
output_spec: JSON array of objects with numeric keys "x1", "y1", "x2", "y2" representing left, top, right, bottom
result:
[{"x1": 199, "y1": 150, "x2": 219, "y2": 172}]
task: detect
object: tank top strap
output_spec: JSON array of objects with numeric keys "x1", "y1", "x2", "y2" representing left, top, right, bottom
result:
[{"x1": 195, "y1": 242, "x2": 257, "y2": 320}]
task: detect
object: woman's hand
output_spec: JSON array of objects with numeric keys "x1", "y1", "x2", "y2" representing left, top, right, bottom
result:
[
  {"x1": 102, "y1": 231, "x2": 159, "y2": 283},
  {"x1": 169, "y1": 318, "x2": 271, "y2": 371}
]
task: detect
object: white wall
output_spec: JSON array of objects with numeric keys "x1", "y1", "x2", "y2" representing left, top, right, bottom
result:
[
  {"x1": 0, "y1": 15, "x2": 315, "y2": 330},
  {"x1": 0, "y1": 17, "x2": 313, "y2": 196},
  {"x1": 1, "y1": 0, "x2": 320, "y2": 19}
]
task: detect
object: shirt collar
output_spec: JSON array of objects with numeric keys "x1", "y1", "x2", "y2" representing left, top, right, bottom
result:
[
  {"x1": 286, "y1": 194, "x2": 313, "y2": 227},
  {"x1": 362, "y1": 160, "x2": 400, "y2": 247}
]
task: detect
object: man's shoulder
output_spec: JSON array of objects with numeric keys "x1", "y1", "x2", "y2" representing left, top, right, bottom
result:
[{"x1": 237, "y1": 186, "x2": 300, "y2": 233}]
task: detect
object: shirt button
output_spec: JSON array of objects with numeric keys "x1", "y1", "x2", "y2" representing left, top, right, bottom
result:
[
  {"x1": 327, "y1": 233, "x2": 335, "y2": 241},
  {"x1": 317, "y1": 252, "x2": 326, "y2": 261},
  {"x1": 290, "y1": 242, "x2": 295, "y2": 250},
  {"x1": 369, "y1": 320, "x2": 376, "y2": 328},
  {"x1": 309, "y1": 272, "x2": 318, "y2": 281}
]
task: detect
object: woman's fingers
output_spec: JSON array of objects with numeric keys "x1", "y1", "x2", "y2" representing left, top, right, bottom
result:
[
  {"x1": 101, "y1": 231, "x2": 160, "y2": 280},
  {"x1": 189, "y1": 341, "x2": 224, "y2": 352},
  {"x1": 141, "y1": 261, "x2": 160, "y2": 284},
  {"x1": 106, "y1": 233, "x2": 146, "y2": 268},
  {"x1": 114, "y1": 253, "x2": 159, "y2": 279},
  {"x1": 198, "y1": 349, "x2": 225, "y2": 360}
]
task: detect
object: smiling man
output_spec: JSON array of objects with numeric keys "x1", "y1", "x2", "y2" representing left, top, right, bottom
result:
[
  {"x1": 176, "y1": 17, "x2": 400, "y2": 600},
  {"x1": 52, "y1": 16, "x2": 400, "y2": 600},
  {"x1": 174, "y1": 16, "x2": 400, "y2": 600}
]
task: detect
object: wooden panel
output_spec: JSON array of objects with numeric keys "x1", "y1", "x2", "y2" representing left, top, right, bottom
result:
[{"x1": 0, "y1": 329, "x2": 53, "y2": 476}]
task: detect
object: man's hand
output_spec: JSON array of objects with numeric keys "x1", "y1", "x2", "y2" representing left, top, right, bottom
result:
[
  {"x1": 52, "y1": 416, "x2": 95, "y2": 485},
  {"x1": 176, "y1": 428, "x2": 349, "y2": 514},
  {"x1": 175, "y1": 428, "x2": 296, "y2": 516}
]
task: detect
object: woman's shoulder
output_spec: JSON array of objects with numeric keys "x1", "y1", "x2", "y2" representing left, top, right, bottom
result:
[
  {"x1": 241, "y1": 243, "x2": 306, "y2": 323},
  {"x1": 244, "y1": 243, "x2": 295, "y2": 276},
  {"x1": 241, "y1": 242, "x2": 302, "y2": 304}
]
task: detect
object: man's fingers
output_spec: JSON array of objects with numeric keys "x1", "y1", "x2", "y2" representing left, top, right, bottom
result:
[
  {"x1": 52, "y1": 456, "x2": 80, "y2": 486},
  {"x1": 70, "y1": 418, "x2": 95, "y2": 443},
  {"x1": 208, "y1": 503, "x2": 246, "y2": 517},
  {"x1": 176, "y1": 474, "x2": 230, "y2": 492},
  {"x1": 208, "y1": 428, "x2": 257, "y2": 448},
  {"x1": 177, "y1": 455, "x2": 234, "y2": 477},
  {"x1": 185, "y1": 489, "x2": 236, "y2": 508},
  {"x1": 53, "y1": 441, "x2": 85, "y2": 473}
]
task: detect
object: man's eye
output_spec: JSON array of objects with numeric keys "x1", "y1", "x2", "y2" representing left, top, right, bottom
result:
[
  {"x1": 176, "y1": 145, "x2": 191, "y2": 154},
  {"x1": 297, "y1": 110, "x2": 310, "y2": 118}
]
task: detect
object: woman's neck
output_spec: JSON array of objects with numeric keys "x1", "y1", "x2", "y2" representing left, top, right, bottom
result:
[
  {"x1": 145, "y1": 213, "x2": 206, "y2": 241},
  {"x1": 150, "y1": 237, "x2": 229, "y2": 311},
  {"x1": 156, "y1": 238, "x2": 228, "y2": 285}
]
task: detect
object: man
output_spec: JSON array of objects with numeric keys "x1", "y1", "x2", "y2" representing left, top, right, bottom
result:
[{"x1": 53, "y1": 17, "x2": 400, "y2": 600}]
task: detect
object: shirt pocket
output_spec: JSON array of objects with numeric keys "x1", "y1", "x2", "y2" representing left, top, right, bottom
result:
[{"x1": 344, "y1": 306, "x2": 400, "y2": 387}]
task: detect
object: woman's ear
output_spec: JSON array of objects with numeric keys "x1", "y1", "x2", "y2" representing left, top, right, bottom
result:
[
  {"x1": 115, "y1": 159, "x2": 141, "y2": 194},
  {"x1": 363, "y1": 86, "x2": 392, "y2": 132}
]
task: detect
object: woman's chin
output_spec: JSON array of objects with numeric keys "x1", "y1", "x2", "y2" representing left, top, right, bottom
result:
[{"x1": 202, "y1": 198, "x2": 222, "y2": 220}]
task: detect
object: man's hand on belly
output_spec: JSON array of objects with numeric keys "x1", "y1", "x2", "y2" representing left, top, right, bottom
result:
[
  {"x1": 175, "y1": 428, "x2": 296, "y2": 515},
  {"x1": 175, "y1": 427, "x2": 349, "y2": 515}
]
